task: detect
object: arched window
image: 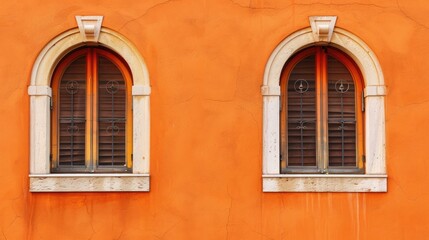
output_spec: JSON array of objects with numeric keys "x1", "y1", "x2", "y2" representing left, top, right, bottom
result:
[
  {"x1": 262, "y1": 25, "x2": 387, "y2": 192},
  {"x1": 51, "y1": 48, "x2": 133, "y2": 173},
  {"x1": 29, "y1": 25, "x2": 150, "y2": 192},
  {"x1": 281, "y1": 47, "x2": 364, "y2": 174}
]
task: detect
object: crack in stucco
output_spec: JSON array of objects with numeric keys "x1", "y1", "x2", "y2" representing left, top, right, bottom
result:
[
  {"x1": 161, "y1": 224, "x2": 175, "y2": 239},
  {"x1": 114, "y1": 229, "x2": 124, "y2": 240},
  {"x1": 87, "y1": 222, "x2": 96, "y2": 240},
  {"x1": 3, "y1": 214, "x2": 21, "y2": 240},
  {"x1": 236, "y1": 104, "x2": 258, "y2": 127},
  {"x1": 168, "y1": 95, "x2": 195, "y2": 106},
  {"x1": 229, "y1": 0, "x2": 387, "y2": 10},
  {"x1": 280, "y1": 196, "x2": 287, "y2": 239},
  {"x1": 225, "y1": 186, "x2": 232, "y2": 240},
  {"x1": 1, "y1": 229, "x2": 6, "y2": 240},
  {"x1": 248, "y1": 229, "x2": 276, "y2": 240},
  {"x1": 155, "y1": 221, "x2": 179, "y2": 240},
  {"x1": 229, "y1": 0, "x2": 276, "y2": 10},
  {"x1": 292, "y1": 2, "x2": 386, "y2": 8},
  {"x1": 229, "y1": 0, "x2": 250, "y2": 9},
  {"x1": 205, "y1": 98, "x2": 234, "y2": 102},
  {"x1": 396, "y1": 0, "x2": 429, "y2": 30},
  {"x1": 83, "y1": 197, "x2": 96, "y2": 240},
  {"x1": 396, "y1": 99, "x2": 429, "y2": 108},
  {"x1": 83, "y1": 196, "x2": 91, "y2": 216},
  {"x1": 389, "y1": 177, "x2": 425, "y2": 202},
  {"x1": 119, "y1": 0, "x2": 175, "y2": 31},
  {"x1": 26, "y1": 194, "x2": 35, "y2": 240}
]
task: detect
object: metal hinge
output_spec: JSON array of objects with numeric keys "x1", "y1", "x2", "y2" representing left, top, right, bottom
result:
[
  {"x1": 362, "y1": 155, "x2": 366, "y2": 163},
  {"x1": 361, "y1": 92, "x2": 365, "y2": 112},
  {"x1": 50, "y1": 97, "x2": 53, "y2": 110}
]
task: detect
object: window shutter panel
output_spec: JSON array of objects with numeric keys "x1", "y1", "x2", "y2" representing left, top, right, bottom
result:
[
  {"x1": 327, "y1": 56, "x2": 357, "y2": 167},
  {"x1": 58, "y1": 56, "x2": 87, "y2": 166},
  {"x1": 287, "y1": 55, "x2": 317, "y2": 166},
  {"x1": 97, "y1": 56, "x2": 127, "y2": 166}
]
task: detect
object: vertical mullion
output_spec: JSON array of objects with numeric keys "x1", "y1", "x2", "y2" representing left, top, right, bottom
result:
[
  {"x1": 85, "y1": 50, "x2": 93, "y2": 171},
  {"x1": 321, "y1": 48, "x2": 329, "y2": 172},
  {"x1": 316, "y1": 47, "x2": 329, "y2": 172},
  {"x1": 92, "y1": 50, "x2": 99, "y2": 171}
]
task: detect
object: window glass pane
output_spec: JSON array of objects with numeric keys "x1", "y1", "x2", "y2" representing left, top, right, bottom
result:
[
  {"x1": 287, "y1": 55, "x2": 317, "y2": 166},
  {"x1": 327, "y1": 55, "x2": 357, "y2": 167},
  {"x1": 58, "y1": 56, "x2": 86, "y2": 166},
  {"x1": 98, "y1": 56, "x2": 127, "y2": 166}
]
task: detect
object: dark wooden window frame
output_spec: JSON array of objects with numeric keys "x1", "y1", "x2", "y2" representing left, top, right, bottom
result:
[
  {"x1": 51, "y1": 47, "x2": 133, "y2": 173},
  {"x1": 280, "y1": 47, "x2": 365, "y2": 174}
]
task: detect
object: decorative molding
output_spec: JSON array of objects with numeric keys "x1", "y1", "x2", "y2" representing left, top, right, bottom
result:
[
  {"x1": 309, "y1": 16, "x2": 337, "y2": 42},
  {"x1": 76, "y1": 16, "x2": 103, "y2": 42}
]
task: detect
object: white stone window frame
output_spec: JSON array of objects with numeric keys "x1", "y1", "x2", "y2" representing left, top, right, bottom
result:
[
  {"x1": 29, "y1": 27, "x2": 151, "y2": 192},
  {"x1": 262, "y1": 26, "x2": 387, "y2": 192}
]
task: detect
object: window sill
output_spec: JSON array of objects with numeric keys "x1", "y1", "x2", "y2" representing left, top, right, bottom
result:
[
  {"x1": 262, "y1": 174, "x2": 387, "y2": 192},
  {"x1": 29, "y1": 174, "x2": 150, "y2": 192}
]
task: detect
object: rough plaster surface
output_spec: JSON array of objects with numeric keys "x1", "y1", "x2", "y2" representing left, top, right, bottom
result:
[{"x1": 0, "y1": 0, "x2": 428, "y2": 239}]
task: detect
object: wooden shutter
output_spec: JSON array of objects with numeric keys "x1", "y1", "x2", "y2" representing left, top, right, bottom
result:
[
  {"x1": 282, "y1": 47, "x2": 362, "y2": 173},
  {"x1": 97, "y1": 56, "x2": 127, "y2": 166},
  {"x1": 53, "y1": 48, "x2": 132, "y2": 173},
  {"x1": 58, "y1": 56, "x2": 86, "y2": 166},
  {"x1": 327, "y1": 55, "x2": 357, "y2": 167},
  {"x1": 287, "y1": 55, "x2": 317, "y2": 166}
]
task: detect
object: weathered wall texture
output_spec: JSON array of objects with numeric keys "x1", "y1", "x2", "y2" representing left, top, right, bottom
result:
[{"x1": 1, "y1": 0, "x2": 429, "y2": 239}]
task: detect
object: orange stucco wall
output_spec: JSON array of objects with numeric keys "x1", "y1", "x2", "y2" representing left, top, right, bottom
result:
[{"x1": 1, "y1": 0, "x2": 429, "y2": 239}]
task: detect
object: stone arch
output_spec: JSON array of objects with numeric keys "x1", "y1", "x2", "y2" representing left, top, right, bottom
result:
[{"x1": 30, "y1": 27, "x2": 150, "y2": 87}]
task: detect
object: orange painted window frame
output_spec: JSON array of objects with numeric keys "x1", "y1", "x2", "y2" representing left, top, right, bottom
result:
[{"x1": 51, "y1": 47, "x2": 133, "y2": 173}]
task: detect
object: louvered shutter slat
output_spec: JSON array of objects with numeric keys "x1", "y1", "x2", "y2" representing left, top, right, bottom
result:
[
  {"x1": 327, "y1": 56, "x2": 357, "y2": 167},
  {"x1": 58, "y1": 56, "x2": 86, "y2": 166},
  {"x1": 98, "y1": 56, "x2": 127, "y2": 166},
  {"x1": 287, "y1": 55, "x2": 317, "y2": 167}
]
